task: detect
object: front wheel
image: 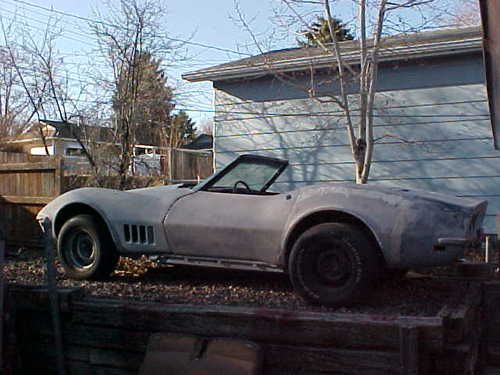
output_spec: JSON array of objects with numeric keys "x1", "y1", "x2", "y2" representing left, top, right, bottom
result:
[
  {"x1": 57, "y1": 214, "x2": 118, "y2": 280},
  {"x1": 288, "y1": 223, "x2": 381, "y2": 307}
]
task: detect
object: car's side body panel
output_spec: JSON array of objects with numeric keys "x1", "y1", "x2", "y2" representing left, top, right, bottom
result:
[{"x1": 163, "y1": 190, "x2": 296, "y2": 263}]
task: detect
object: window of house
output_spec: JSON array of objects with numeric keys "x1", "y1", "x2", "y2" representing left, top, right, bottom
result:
[{"x1": 65, "y1": 147, "x2": 85, "y2": 156}]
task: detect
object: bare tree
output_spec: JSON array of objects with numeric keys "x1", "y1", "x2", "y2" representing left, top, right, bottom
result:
[
  {"x1": 237, "y1": 0, "x2": 448, "y2": 183},
  {"x1": 447, "y1": 0, "x2": 481, "y2": 26},
  {"x1": 91, "y1": 0, "x2": 180, "y2": 189},
  {"x1": 0, "y1": 45, "x2": 30, "y2": 139},
  {"x1": 0, "y1": 11, "x2": 102, "y2": 174},
  {"x1": 0, "y1": 15, "x2": 54, "y2": 155}
]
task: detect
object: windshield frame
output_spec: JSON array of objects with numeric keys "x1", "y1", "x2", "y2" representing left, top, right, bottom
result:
[{"x1": 193, "y1": 154, "x2": 288, "y2": 193}]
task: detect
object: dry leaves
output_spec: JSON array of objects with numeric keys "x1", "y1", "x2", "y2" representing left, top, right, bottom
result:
[{"x1": 4, "y1": 249, "x2": 472, "y2": 316}]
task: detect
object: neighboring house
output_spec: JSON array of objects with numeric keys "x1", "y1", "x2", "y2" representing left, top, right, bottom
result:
[
  {"x1": 180, "y1": 134, "x2": 213, "y2": 151},
  {"x1": 4, "y1": 119, "x2": 168, "y2": 175},
  {"x1": 4, "y1": 119, "x2": 115, "y2": 157},
  {"x1": 183, "y1": 27, "x2": 500, "y2": 232}
]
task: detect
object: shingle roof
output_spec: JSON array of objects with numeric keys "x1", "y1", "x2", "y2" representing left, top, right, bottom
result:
[
  {"x1": 180, "y1": 134, "x2": 213, "y2": 150},
  {"x1": 182, "y1": 26, "x2": 482, "y2": 83},
  {"x1": 40, "y1": 120, "x2": 116, "y2": 143}
]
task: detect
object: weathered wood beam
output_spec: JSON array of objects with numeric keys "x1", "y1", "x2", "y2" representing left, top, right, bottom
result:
[
  {"x1": 0, "y1": 161, "x2": 59, "y2": 172},
  {"x1": 0, "y1": 195, "x2": 55, "y2": 205}
]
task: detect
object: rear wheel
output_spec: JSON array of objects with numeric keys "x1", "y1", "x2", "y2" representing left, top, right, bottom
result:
[
  {"x1": 57, "y1": 214, "x2": 118, "y2": 280},
  {"x1": 288, "y1": 223, "x2": 381, "y2": 306}
]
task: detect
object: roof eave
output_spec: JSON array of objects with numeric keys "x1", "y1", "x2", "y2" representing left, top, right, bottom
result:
[{"x1": 183, "y1": 38, "x2": 483, "y2": 83}]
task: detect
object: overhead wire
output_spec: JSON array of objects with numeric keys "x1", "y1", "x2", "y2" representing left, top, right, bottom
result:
[{"x1": 7, "y1": 0, "x2": 253, "y2": 57}]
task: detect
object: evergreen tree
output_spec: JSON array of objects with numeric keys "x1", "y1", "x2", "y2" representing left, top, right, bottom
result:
[
  {"x1": 298, "y1": 16, "x2": 354, "y2": 47},
  {"x1": 112, "y1": 52, "x2": 174, "y2": 147},
  {"x1": 169, "y1": 110, "x2": 196, "y2": 147}
]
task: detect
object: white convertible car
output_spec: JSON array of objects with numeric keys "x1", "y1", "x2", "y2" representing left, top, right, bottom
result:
[{"x1": 37, "y1": 154, "x2": 487, "y2": 306}]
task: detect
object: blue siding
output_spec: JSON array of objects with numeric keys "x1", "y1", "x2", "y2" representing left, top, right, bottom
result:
[{"x1": 213, "y1": 53, "x2": 500, "y2": 232}]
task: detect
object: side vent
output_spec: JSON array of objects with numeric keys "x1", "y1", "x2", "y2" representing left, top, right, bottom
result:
[{"x1": 124, "y1": 224, "x2": 155, "y2": 245}]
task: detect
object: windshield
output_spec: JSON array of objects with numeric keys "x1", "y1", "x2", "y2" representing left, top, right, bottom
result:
[{"x1": 201, "y1": 156, "x2": 287, "y2": 193}]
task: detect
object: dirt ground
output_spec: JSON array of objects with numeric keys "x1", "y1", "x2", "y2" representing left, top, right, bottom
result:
[{"x1": 4, "y1": 248, "x2": 475, "y2": 316}]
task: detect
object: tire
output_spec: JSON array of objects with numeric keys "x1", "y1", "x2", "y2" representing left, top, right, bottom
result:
[
  {"x1": 57, "y1": 214, "x2": 119, "y2": 280},
  {"x1": 288, "y1": 223, "x2": 381, "y2": 307}
]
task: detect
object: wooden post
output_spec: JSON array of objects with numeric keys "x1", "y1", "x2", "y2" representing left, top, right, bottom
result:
[
  {"x1": 400, "y1": 324, "x2": 419, "y2": 375},
  {"x1": 55, "y1": 155, "x2": 65, "y2": 195},
  {"x1": 168, "y1": 147, "x2": 173, "y2": 183},
  {"x1": 42, "y1": 218, "x2": 66, "y2": 375},
  {"x1": 0, "y1": 227, "x2": 4, "y2": 372}
]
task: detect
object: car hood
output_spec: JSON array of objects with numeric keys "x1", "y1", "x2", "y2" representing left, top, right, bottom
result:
[
  {"x1": 37, "y1": 184, "x2": 194, "y2": 224},
  {"x1": 127, "y1": 183, "x2": 191, "y2": 196}
]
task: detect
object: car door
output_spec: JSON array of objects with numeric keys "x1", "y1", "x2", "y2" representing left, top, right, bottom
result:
[{"x1": 163, "y1": 190, "x2": 295, "y2": 264}]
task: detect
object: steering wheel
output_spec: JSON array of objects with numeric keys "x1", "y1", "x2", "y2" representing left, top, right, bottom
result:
[{"x1": 233, "y1": 180, "x2": 251, "y2": 193}]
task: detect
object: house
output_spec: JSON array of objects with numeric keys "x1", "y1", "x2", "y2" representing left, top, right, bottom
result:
[
  {"x1": 4, "y1": 119, "x2": 170, "y2": 175},
  {"x1": 4, "y1": 119, "x2": 115, "y2": 157},
  {"x1": 183, "y1": 26, "x2": 500, "y2": 232},
  {"x1": 180, "y1": 134, "x2": 213, "y2": 151}
]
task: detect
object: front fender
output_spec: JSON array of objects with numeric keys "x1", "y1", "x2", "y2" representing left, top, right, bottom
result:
[
  {"x1": 37, "y1": 188, "x2": 131, "y2": 248},
  {"x1": 37, "y1": 187, "x2": 173, "y2": 253}
]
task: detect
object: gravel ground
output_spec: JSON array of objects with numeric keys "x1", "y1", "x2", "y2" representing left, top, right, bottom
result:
[{"x1": 5, "y1": 249, "x2": 473, "y2": 316}]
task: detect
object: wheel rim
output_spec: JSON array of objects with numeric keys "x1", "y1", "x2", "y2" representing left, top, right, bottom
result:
[
  {"x1": 315, "y1": 247, "x2": 352, "y2": 285},
  {"x1": 64, "y1": 230, "x2": 96, "y2": 270}
]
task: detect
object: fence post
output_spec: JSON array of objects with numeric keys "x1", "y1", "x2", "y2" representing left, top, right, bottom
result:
[
  {"x1": 400, "y1": 324, "x2": 419, "y2": 375},
  {"x1": 168, "y1": 147, "x2": 173, "y2": 183},
  {"x1": 0, "y1": 227, "x2": 4, "y2": 372},
  {"x1": 42, "y1": 218, "x2": 66, "y2": 375},
  {"x1": 55, "y1": 155, "x2": 65, "y2": 195}
]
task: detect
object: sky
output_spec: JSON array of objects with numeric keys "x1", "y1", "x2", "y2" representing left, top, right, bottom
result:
[
  {"x1": 0, "y1": 0, "x2": 468, "y2": 129},
  {"x1": 0, "y1": 0, "x2": 305, "y2": 128}
]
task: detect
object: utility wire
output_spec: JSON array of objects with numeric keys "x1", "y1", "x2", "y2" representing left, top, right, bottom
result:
[{"x1": 8, "y1": 0, "x2": 252, "y2": 56}]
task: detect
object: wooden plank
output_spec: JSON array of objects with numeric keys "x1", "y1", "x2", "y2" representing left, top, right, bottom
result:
[
  {"x1": 0, "y1": 153, "x2": 63, "y2": 249},
  {"x1": 0, "y1": 161, "x2": 58, "y2": 172},
  {"x1": 13, "y1": 287, "x2": 443, "y2": 353},
  {"x1": 64, "y1": 324, "x2": 149, "y2": 352},
  {"x1": 399, "y1": 325, "x2": 419, "y2": 375},
  {"x1": 0, "y1": 195, "x2": 55, "y2": 205},
  {"x1": 263, "y1": 344, "x2": 400, "y2": 375},
  {"x1": 69, "y1": 298, "x2": 444, "y2": 353},
  {"x1": 55, "y1": 156, "x2": 64, "y2": 195},
  {"x1": 0, "y1": 231, "x2": 4, "y2": 371},
  {"x1": 20, "y1": 320, "x2": 400, "y2": 375},
  {"x1": 9, "y1": 286, "x2": 83, "y2": 312},
  {"x1": 65, "y1": 345, "x2": 144, "y2": 371},
  {"x1": 66, "y1": 360, "x2": 135, "y2": 375}
]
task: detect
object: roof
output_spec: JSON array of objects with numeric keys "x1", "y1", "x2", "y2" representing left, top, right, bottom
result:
[
  {"x1": 183, "y1": 27, "x2": 483, "y2": 83},
  {"x1": 40, "y1": 120, "x2": 116, "y2": 143},
  {"x1": 9, "y1": 120, "x2": 159, "y2": 146},
  {"x1": 180, "y1": 134, "x2": 213, "y2": 150}
]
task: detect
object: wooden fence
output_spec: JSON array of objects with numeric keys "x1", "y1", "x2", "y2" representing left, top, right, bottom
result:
[
  {"x1": 167, "y1": 149, "x2": 213, "y2": 183},
  {"x1": 7, "y1": 283, "x2": 482, "y2": 375},
  {"x1": 0, "y1": 150, "x2": 213, "y2": 250},
  {"x1": 0, "y1": 152, "x2": 64, "y2": 249}
]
